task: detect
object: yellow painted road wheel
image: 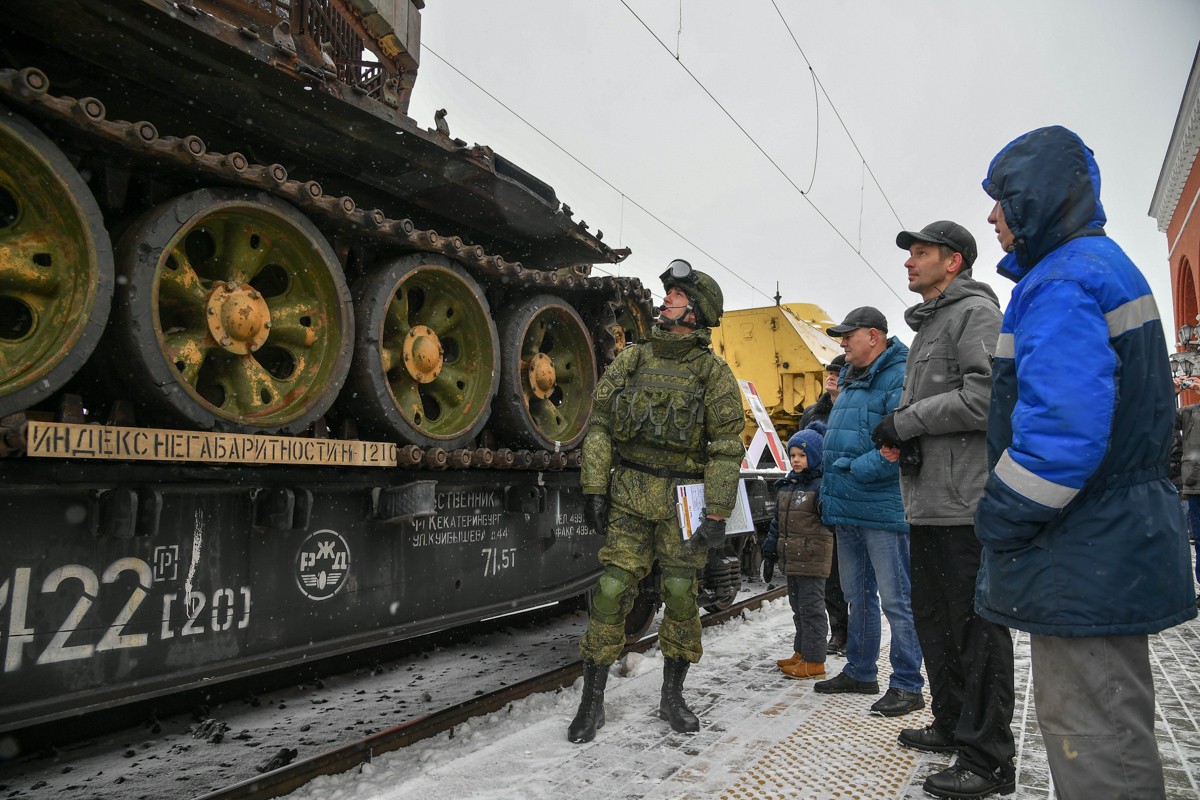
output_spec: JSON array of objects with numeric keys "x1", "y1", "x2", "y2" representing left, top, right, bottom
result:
[
  {"x1": 347, "y1": 254, "x2": 499, "y2": 449},
  {"x1": 494, "y1": 295, "x2": 597, "y2": 451},
  {"x1": 112, "y1": 189, "x2": 352, "y2": 433},
  {"x1": 0, "y1": 106, "x2": 113, "y2": 417}
]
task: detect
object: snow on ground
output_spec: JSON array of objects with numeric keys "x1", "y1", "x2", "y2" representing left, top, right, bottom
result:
[
  {"x1": 288, "y1": 598, "x2": 851, "y2": 800},
  {"x1": 284, "y1": 597, "x2": 1200, "y2": 800}
]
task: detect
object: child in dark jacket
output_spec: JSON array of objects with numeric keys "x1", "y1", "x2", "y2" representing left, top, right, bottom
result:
[{"x1": 762, "y1": 428, "x2": 835, "y2": 679}]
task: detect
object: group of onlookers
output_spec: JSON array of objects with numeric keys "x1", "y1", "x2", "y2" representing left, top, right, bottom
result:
[
  {"x1": 568, "y1": 125, "x2": 1197, "y2": 800},
  {"x1": 763, "y1": 125, "x2": 1198, "y2": 800}
]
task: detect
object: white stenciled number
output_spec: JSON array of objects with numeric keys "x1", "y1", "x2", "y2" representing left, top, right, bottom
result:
[
  {"x1": 96, "y1": 558, "x2": 152, "y2": 651},
  {"x1": 210, "y1": 588, "x2": 235, "y2": 632},
  {"x1": 4, "y1": 570, "x2": 34, "y2": 672},
  {"x1": 36, "y1": 565, "x2": 100, "y2": 665},
  {"x1": 481, "y1": 547, "x2": 517, "y2": 576},
  {"x1": 181, "y1": 591, "x2": 206, "y2": 636}
]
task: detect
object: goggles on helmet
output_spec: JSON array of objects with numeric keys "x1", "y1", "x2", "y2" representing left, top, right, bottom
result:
[{"x1": 661, "y1": 259, "x2": 697, "y2": 285}]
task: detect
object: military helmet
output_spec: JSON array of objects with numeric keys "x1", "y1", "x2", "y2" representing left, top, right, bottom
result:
[{"x1": 660, "y1": 259, "x2": 724, "y2": 327}]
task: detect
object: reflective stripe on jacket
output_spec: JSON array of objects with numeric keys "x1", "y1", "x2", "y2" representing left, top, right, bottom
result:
[{"x1": 975, "y1": 125, "x2": 1195, "y2": 636}]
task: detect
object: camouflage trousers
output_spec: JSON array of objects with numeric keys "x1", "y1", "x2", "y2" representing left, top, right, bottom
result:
[{"x1": 578, "y1": 505, "x2": 709, "y2": 665}]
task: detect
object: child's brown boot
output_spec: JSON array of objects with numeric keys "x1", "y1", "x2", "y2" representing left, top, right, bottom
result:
[
  {"x1": 781, "y1": 659, "x2": 827, "y2": 680},
  {"x1": 776, "y1": 652, "x2": 802, "y2": 668}
]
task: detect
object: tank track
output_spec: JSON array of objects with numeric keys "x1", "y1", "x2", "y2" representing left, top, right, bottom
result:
[{"x1": 0, "y1": 66, "x2": 653, "y2": 470}]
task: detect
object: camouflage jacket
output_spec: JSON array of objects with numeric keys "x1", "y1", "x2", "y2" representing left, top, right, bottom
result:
[{"x1": 580, "y1": 327, "x2": 745, "y2": 518}]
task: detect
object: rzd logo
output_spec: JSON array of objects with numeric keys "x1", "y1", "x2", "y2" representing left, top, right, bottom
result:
[{"x1": 295, "y1": 529, "x2": 351, "y2": 601}]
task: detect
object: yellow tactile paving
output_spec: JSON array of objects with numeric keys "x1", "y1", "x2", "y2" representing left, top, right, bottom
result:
[{"x1": 718, "y1": 692, "x2": 930, "y2": 800}]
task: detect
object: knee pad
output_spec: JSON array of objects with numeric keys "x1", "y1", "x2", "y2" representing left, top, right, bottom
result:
[
  {"x1": 592, "y1": 566, "x2": 636, "y2": 623},
  {"x1": 661, "y1": 569, "x2": 696, "y2": 620}
]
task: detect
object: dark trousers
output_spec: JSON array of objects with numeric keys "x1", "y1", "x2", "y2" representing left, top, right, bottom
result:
[
  {"x1": 825, "y1": 542, "x2": 847, "y2": 638},
  {"x1": 1187, "y1": 496, "x2": 1200, "y2": 584},
  {"x1": 787, "y1": 574, "x2": 828, "y2": 663},
  {"x1": 910, "y1": 525, "x2": 1016, "y2": 777}
]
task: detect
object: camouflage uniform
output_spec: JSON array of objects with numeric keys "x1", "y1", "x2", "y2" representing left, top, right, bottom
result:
[{"x1": 578, "y1": 325, "x2": 744, "y2": 665}]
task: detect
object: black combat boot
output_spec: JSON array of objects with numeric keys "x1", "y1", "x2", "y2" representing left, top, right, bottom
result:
[
  {"x1": 567, "y1": 662, "x2": 608, "y2": 743},
  {"x1": 658, "y1": 657, "x2": 700, "y2": 733}
]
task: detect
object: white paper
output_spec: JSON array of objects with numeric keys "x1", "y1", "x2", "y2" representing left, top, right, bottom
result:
[{"x1": 676, "y1": 479, "x2": 755, "y2": 541}]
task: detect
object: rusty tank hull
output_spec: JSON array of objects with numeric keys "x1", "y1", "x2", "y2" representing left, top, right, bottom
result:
[
  {"x1": 0, "y1": 0, "x2": 715, "y2": 739},
  {"x1": 0, "y1": 0, "x2": 656, "y2": 447}
]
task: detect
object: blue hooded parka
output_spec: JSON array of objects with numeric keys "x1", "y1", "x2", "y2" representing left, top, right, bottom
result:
[{"x1": 975, "y1": 125, "x2": 1196, "y2": 636}]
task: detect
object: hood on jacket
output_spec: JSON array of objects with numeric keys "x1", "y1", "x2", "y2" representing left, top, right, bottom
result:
[
  {"x1": 981, "y1": 125, "x2": 1107, "y2": 282},
  {"x1": 904, "y1": 268, "x2": 1000, "y2": 331},
  {"x1": 787, "y1": 428, "x2": 824, "y2": 474}
]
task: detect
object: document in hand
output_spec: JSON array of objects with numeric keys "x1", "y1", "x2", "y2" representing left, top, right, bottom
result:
[{"x1": 676, "y1": 480, "x2": 754, "y2": 542}]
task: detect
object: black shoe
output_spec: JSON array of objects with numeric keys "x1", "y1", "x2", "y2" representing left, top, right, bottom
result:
[
  {"x1": 826, "y1": 633, "x2": 846, "y2": 655},
  {"x1": 813, "y1": 671, "x2": 880, "y2": 695},
  {"x1": 658, "y1": 657, "x2": 700, "y2": 734},
  {"x1": 567, "y1": 662, "x2": 609, "y2": 743},
  {"x1": 923, "y1": 764, "x2": 1015, "y2": 799},
  {"x1": 870, "y1": 687, "x2": 925, "y2": 717},
  {"x1": 898, "y1": 723, "x2": 957, "y2": 753}
]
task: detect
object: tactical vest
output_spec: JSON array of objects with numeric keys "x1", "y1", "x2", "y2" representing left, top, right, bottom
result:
[{"x1": 610, "y1": 352, "x2": 707, "y2": 456}]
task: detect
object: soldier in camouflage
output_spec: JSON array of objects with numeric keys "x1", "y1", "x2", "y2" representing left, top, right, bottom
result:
[{"x1": 567, "y1": 259, "x2": 745, "y2": 743}]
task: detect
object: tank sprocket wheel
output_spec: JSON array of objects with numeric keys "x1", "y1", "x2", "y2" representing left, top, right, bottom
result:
[
  {"x1": 347, "y1": 254, "x2": 500, "y2": 449},
  {"x1": 112, "y1": 188, "x2": 353, "y2": 433},
  {"x1": 0, "y1": 105, "x2": 113, "y2": 417},
  {"x1": 494, "y1": 295, "x2": 597, "y2": 451}
]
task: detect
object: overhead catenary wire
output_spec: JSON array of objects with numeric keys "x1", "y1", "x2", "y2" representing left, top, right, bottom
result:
[
  {"x1": 619, "y1": 0, "x2": 907, "y2": 306},
  {"x1": 421, "y1": 44, "x2": 774, "y2": 306},
  {"x1": 767, "y1": 0, "x2": 906, "y2": 228}
]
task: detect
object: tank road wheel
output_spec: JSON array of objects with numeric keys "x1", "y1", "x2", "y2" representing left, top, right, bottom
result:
[
  {"x1": 0, "y1": 107, "x2": 113, "y2": 417},
  {"x1": 348, "y1": 254, "x2": 500, "y2": 449},
  {"x1": 616, "y1": 298, "x2": 653, "y2": 347},
  {"x1": 112, "y1": 189, "x2": 352, "y2": 433},
  {"x1": 494, "y1": 295, "x2": 597, "y2": 451},
  {"x1": 607, "y1": 294, "x2": 654, "y2": 357}
]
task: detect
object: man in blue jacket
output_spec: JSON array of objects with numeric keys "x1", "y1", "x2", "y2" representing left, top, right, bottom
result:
[
  {"x1": 977, "y1": 126, "x2": 1197, "y2": 798},
  {"x1": 815, "y1": 307, "x2": 924, "y2": 717}
]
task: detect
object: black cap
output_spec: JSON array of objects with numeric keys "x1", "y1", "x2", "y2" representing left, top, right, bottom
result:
[
  {"x1": 825, "y1": 354, "x2": 846, "y2": 372},
  {"x1": 827, "y1": 307, "x2": 888, "y2": 337},
  {"x1": 896, "y1": 220, "x2": 977, "y2": 269}
]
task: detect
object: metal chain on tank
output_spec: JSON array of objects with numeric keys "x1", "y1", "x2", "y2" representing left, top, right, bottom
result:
[
  {"x1": 0, "y1": 66, "x2": 651, "y2": 309},
  {"x1": 0, "y1": 66, "x2": 654, "y2": 468}
]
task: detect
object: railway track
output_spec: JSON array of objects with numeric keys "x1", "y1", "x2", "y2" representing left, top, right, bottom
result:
[{"x1": 197, "y1": 587, "x2": 786, "y2": 800}]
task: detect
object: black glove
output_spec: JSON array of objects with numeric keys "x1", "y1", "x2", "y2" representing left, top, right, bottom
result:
[
  {"x1": 762, "y1": 556, "x2": 776, "y2": 583},
  {"x1": 583, "y1": 494, "x2": 610, "y2": 534},
  {"x1": 690, "y1": 515, "x2": 727, "y2": 551},
  {"x1": 871, "y1": 412, "x2": 903, "y2": 448}
]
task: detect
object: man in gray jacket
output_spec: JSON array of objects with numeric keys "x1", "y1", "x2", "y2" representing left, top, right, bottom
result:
[{"x1": 872, "y1": 221, "x2": 1015, "y2": 799}]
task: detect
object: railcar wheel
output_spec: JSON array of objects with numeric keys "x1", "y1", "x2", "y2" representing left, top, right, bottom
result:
[
  {"x1": 0, "y1": 106, "x2": 113, "y2": 417},
  {"x1": 347, "y1": 254, "x2": 499, "y2": 449},
  {"x1": 624, "y1": 590, "x2": 658, "y2": 642},
  {"x1": 494, "y1": 295, "x2": 597, "y2": 451},
  {"x1": 584, "y1": 586, "x2": 658, "y2": 643},
  {"x1": 112, "y1": 189, "x2": 352, "y2": 433}
]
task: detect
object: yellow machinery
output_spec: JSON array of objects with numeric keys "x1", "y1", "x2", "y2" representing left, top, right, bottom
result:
[{"x1": 711, "y1": 303, "x2": 843, "y2": 443}]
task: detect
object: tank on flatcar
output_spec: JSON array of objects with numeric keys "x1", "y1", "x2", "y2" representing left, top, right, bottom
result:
[{"x1": 0, "y1": 0, "x2": 671, "y2": 735}]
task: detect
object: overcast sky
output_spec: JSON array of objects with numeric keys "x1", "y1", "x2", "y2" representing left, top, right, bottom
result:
[{"x1": 406, "y1": 1, "x2": 1200, "y2": 340}]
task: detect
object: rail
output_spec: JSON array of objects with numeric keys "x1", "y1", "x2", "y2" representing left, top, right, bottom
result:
[{"x1": 196, "y1": 587, "x2": 787, "y2": 800}]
